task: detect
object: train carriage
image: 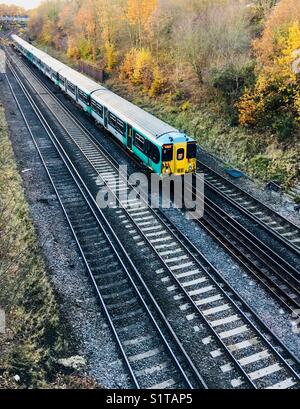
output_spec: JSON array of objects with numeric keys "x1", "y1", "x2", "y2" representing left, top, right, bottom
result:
[
  {"x1": 60, "y1": 68, "x2": 106, "y2": 113},
  {"x1": 11, "y1": 34, "x2": 197, "y2": 176}
]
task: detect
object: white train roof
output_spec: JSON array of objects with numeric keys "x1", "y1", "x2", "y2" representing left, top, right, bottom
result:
[
  {"x1": 92, "y1": 90, "x2": 178, "y2": 139},
  {"x1": 59, "y1": 67, "x2": 106, "y2": 94},
  {"x1": 12, "y1": 34, "x2": 67, "y2": 72}
]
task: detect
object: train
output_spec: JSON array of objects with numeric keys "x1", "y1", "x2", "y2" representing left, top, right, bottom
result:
[{"x1": 11, "y1": 34, "x2": 197, "y2": 177}]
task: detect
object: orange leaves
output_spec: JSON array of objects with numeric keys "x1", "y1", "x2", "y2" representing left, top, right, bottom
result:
[
  {"x1": 238, "y1": 1, "x2": 300, "y2": 131},
  {"x1": 127, "y1": 0, "x2": 158, "y2": 26},
  {"x1": 126, "y1": 0, "x2": 158, "y2": 47},
  {"x1": 75, "y1": 0, "x2": 97, "y2": 40},
  {"x1": 253, "y1": 0, "x2": 300, "y2": 66}
]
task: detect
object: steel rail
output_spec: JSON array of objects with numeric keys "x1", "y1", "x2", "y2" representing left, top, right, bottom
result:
[
  {"x1": 198, "y1": 160, "x2": 300, "y2": 255},
  {"x1": 182, "y1": 175, "x2": 300, "y2": 315}
]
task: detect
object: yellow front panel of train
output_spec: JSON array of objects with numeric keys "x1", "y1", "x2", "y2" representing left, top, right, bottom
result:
[{"x1": 162, "y1": 142, "x2": 196, "y2": 176}]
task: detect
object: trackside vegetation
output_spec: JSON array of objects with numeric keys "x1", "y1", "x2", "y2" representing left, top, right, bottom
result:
[
  {"x1": 0, "y1": 104, "x2": 64, "y2": 387},
  {"x1": 0, "y1": 105, "x2": 98, "y2": 389}
]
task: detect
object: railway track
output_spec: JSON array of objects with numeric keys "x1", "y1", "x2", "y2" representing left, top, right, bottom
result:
[
  {"x1": 5, "y1": 57, "x2": 207, "y2": 390},
  {"x1": 198, "y1": 161, "x2": 300, "y2": 254},
  {"x1": 181, "y1": 175, "x2": 300, "y2": 317},
  {"x1": 6, "y1": 49, "x2": 300, "y2": 389}
]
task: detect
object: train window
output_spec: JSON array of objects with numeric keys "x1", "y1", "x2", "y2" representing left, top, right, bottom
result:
[
  {"x1": 187, "y1": 142, "x2": 196, "y2": 159},
  {"x1": 78, "y1": 89, "x2": 90, "y2": 105},
  {"x1": 116, "y1": 118, "x2": 125, "y2": 136},
  {"x1": 58, "y1": 74, "x2": 65, "y2": 82},
  {"x1": 108, "y1": 113, "x2": 125, "y2": 135},
  {"x1": 91, "y1": 100, "x2": 103, "y2": 118},
  {"x1": 108, "y1": 112, "x2": 117, "y2": 128},
  {"x1": 177, "y1": 148, "x2": 184, "y2": 161},
  {"x1": 67, "y1": 81, "x2": 76, "y2": 94},
  {"x1": 134, "y1": 132, "x2": 145, "y2": 151},
  {"x1": 145, "y1": 142, "x2": 160, "y2": 164},
  {"x1": 162, "y1": 145, "x2": 173, "y2": 161}
]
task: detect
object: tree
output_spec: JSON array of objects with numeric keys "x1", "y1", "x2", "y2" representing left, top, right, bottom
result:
[
  {"x1": 239, "y1": 0, "x2": 300, "y2": 139},
  {"x1": 126, "y1": 0, "x2": 158, "y2": 48},
  {"x1": 173, "y1": 0, "x2": 252, "y2": 84}
]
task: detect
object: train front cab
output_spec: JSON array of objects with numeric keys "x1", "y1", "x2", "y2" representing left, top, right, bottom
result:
[{"x1": 161, "y1": 140, "x2": 197, "y2": 176}]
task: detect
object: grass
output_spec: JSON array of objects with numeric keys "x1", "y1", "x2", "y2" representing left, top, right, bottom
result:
[{"x1": 0, "y1": 105, "x2": 66, "y2": 388}]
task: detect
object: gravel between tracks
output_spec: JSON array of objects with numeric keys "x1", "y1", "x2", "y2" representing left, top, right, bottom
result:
[{"x1": 198, "y1": 149, "x2": 300, "y2": 228}]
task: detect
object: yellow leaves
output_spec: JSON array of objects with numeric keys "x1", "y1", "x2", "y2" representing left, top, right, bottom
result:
[
  {"x1": 294, "y1": 89, "x2": 300, "y2": 122},
  {"x1": 120, "y1": 48, "x2": 137, "y2": 80},
  {"x1": 277, "y1": 21, "x2": 300, "y2": 82},
  {"x1": 105, "y1": 42, "x2": 117, "y2": 71},
  {"x1": 238, "y1": 88, "x2": 261, "y2": 126},
  {"x1": 131, "y1": 48, "x2": 153, "y2": 85},
  {"x1": 67, "y1": 37, "x2": 81, "y2": 60},
  {"x1": 120, "y1": 48, "x2": 164, "y2": 96},
  {"x1": 149, "y1": 66, "x2": 165, "y2": 97}
]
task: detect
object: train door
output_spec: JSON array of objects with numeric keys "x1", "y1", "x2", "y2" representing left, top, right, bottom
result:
[
  {"x1": 127, "y1": 125, "x2": 133, "y2": 150},
  {"x1": 174, "y1": 144, "x2": 186, "y2": 174},
  {"x1": 104, "y1": 107, "x2": 108, "y2": 129}
]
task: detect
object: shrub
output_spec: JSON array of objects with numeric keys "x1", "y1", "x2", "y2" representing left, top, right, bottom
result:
[
  {"x1": 181, "y1": 101, "x2": 190, "y2": 111},
  {"x1": 131, "y1": 48, "x2": 153, "y2": 87},
  {"x1": 120, "y1": 48, "x2": 137, "y2": 80},
  {"x1": 211, "y1": 62, "x2": 255, "y2": 97},
  {"x1": 149, "y1": 67, "x2": 164, "y2": 97},
  {"x1": 105, "y1": 42, "x2": 117, "y2": 72},
  {"x1": 271, "y1": 112, "x2": 297, "y2": 140}
]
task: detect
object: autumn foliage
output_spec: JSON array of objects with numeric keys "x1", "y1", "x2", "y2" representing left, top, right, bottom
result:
[
  {"x1": 238, "y1": 0, "x2": 300, "y2": 139},
  {"x1": 0, "y1": 3, "x2": 26, "y2": 17},
  {"x1": 27, "y1": 0, "x2": 300, "y2": 145}
]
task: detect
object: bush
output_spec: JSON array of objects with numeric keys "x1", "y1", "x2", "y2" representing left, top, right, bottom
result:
[
  {"x1": 294, "y1": 193, "x2": 300, "y2": 204},
  {"x1": 149, "y1": 67, "x2": 164, "y2": 97},
  {"x1": 271, "y1": 112, "x2": 297, "y2": 141},
  {"x1": 105, "y1": 42, "x2": 117, "y2": 72},
  {"x1": 211, "y1": 62, "x2": 255, "y2": 97},
  {"x1": 120, "y1": 48, "x2": 137, "y2": 80},
  {"x1": 131, "y1": 48, "x2": 153, "y2": 87},
  {"x1": 181, "y1": 101, "x2": 190, "y2": 111},
  {"x1": 211, "y1": 62, "x2": 255, "y2": 124},
  {"x1": 120, "y1": 48, "x2": 166, "y2": 96}
]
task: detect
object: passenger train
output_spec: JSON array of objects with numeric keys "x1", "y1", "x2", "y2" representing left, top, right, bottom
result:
[{"x1": 11, "y1": 34, "x2": 197, "y2": 177}]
